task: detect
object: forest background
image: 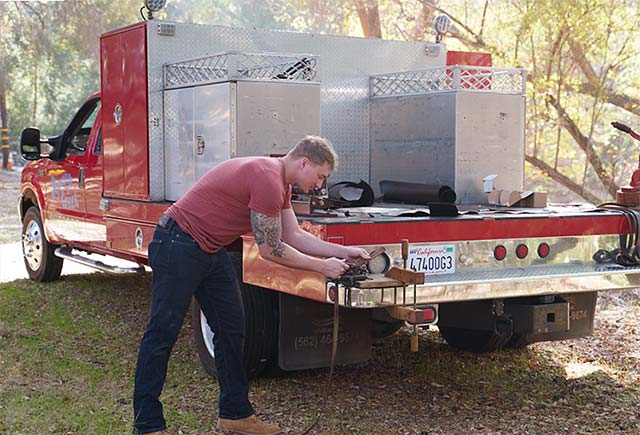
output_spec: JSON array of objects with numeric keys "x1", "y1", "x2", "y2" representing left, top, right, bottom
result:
[{"x1": 2, "y1": 0, "x2": 640, "y2": 204}]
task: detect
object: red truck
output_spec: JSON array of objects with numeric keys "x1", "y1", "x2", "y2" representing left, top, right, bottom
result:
[{"x1": 18, "y1": 18, "x2": 640, "y2": 378}]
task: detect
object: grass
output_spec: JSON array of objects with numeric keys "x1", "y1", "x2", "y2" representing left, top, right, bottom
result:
[
  {"x1": 0, "y1": 274, "x2": 216, "y2": 435},
  {"x1": 1, "y1": 273, "x2": 640, "y2": 434}
]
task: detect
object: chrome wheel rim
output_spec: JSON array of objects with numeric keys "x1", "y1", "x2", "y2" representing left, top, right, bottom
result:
[
  {"x1": 200, "y1": 310, "x2": 216, "y2": 359},
  {"x1": 22, "y1": 220, "x2": 44, "y2": 271}
]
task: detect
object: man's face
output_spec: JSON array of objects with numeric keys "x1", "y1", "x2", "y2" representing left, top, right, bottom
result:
[{"x1": 297, "y1": 158, "x2": 332, "y2": 193}]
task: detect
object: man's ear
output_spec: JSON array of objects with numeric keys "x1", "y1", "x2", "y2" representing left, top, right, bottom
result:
[{"x1": 300, "y1": 157, "x2": 309, "y2": 168}]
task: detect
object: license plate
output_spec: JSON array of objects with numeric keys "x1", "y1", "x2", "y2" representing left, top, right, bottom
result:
[{"x1": 407, "y1": 244, "x2": 456, "y2": 275}]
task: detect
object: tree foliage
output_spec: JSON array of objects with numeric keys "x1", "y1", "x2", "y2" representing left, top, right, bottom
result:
[
  {"x1": 0, "y1": 1, "x2": 142, "y2": 142},
  {"x1": 352, "y1": 0, "x2": 640, "y2": 203},
  {"x1": 3, "y1": 0, "x2": 640, "y2": 204}
]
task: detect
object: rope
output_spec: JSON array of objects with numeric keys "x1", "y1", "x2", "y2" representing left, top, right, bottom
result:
[
  {"x1": 593, "y1": 203, "x2": 640, "y2": 266},
  {"x1": 295, "y1": 279, "x2": 341, "y2": 435}
]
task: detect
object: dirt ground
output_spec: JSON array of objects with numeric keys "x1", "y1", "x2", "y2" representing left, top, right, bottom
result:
[{"x1": 0, "y1": 169, "x2": 22, "y2": 244}]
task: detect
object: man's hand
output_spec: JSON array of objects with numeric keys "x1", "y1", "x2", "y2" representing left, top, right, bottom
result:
[
  {"x1": 321, "y1": 257, "x2": 350, "y2": 279},
  {"x1": 344, "y1": 247, "x2": 370, "y2": 264}
]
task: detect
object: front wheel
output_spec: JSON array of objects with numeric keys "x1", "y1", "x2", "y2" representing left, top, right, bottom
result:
[
  {"x1": 191, "y1": 253, "x2": 279, "y2": 379},
  {"x1": 21, "y1": 206, "x2": 64, "y2": 282}
]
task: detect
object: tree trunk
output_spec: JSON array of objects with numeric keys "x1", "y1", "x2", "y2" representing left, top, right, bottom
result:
[
  {"x1": 32, "y1": 62, "x2": 37, "y2": 125},
  {"x1": 354, "y1": 0, "x2": 382, "y2": 38},
  {"x1": 413, "y1": 3, "x2": 431, "y2": 41},
  {"x1": 546, "y1": 94, "x2": 618, "y2": 198},
  {"x1": 0, "y1": 84, "x2": 8, "y2": 170}
]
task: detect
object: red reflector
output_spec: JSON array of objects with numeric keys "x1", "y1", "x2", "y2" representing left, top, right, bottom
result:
[
  {"x1": 538, "y1": 243, "x2": 550, "y2": 258},
  {"x1": 516, "y1": 243, "x2": 528, "y2": 259},
  {"x1": 494, "y1": 245, "x2": 507, "y2": 261},
  {"x1": 423, "y1": 307, "x2": 436, "y2": 322},
  {"x1": 328, "y1": 285, "x2": 337, "y2": 302}
]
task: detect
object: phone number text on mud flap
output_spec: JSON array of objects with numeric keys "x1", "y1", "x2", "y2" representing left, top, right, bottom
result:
[{"x1": 294, "y1": 332, "x2": 356, "y2": 350}]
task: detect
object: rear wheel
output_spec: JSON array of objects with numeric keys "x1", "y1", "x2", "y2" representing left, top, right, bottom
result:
[
  {"x1": 191, "y1": 252, "x2": 278, "y2": 379},
  {"x1": 505, "y1": 333, "x2": 531, "y2": 349},
  {"x1": 372, "y1": 319, "x2": 404, "y2": 339},
  {"x1": 438, "y1": 300, "x2": 513, "y2": 353},
  {"x1": 371, "y1": 307, "x2": 404, "y2": 339},
  {"x1": 439, "y1": 325, "x2": 512, "y2": 353},
  {"x1": 21, "y1": 206, "x2": 63, "y2": 282}
]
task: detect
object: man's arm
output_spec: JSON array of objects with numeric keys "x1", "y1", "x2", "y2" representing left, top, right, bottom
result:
[
  {"x1": 251, "y1": 210, "x2": 349, "y2": 278},
  {"x1": 280, "y1": 208, "x2": 369, "y2": 260}
]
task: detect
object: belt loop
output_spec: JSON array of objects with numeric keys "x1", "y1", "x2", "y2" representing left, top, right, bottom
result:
[{"x1": 158, "y1": 214, "x2": 170, "y2": 228}]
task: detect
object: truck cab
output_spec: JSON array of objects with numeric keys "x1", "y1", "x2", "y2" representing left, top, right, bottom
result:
[{"x1": 20, "y1": 94, "x2": 110, "y2": 279}]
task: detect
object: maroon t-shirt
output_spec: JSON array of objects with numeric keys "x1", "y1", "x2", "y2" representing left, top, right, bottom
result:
[{"x1": 167, "y1": 157, "x2": 292, "y2": 253}]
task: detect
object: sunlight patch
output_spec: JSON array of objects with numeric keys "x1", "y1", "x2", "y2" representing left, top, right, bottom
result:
[{"x1": 565, "y1": 361, "x2": 603, "y2": 379}]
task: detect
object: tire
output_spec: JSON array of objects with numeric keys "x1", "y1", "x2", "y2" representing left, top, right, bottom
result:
[
  {"x1": 505, "y1": 333, "x2": 531, "y2": 349},
  {"x1": 372, "y1": 319, "x2": 404, "y2": 339},
  {"x1": 21, "y1": 206, "x2": 64, "y2": 282},
  {"x1": 191, "y1": 252, "x2": 279, "y2": 379},
  {"x1": 371, "y1": 307, "x2": 404, "y2": 340},
  {"x1": 439, "y1": 325, "x2": 512, "y2": 353}
]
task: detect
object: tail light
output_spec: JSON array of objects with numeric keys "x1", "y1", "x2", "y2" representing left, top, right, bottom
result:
[
  {"x1": 422, "y1": 306, "x2": 437, "y2": 323},
  {"x1": 327, "y1": 284, "x2": 337, "y2": 302},
  {"x1": 515, "y1": 243, "x2": 528, "y2": 259},
  {"x1": 538, "y1": 242, "x2": 551, "y2": 258},
  {"x1": 494, "y1": 244, "x2": 507, "y2": 261}
]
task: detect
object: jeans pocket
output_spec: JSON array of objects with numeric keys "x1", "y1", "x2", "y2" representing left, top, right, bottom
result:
[
  {"x1": 173, "y1": 228, "x2": 198, "y2": 246},
  {"x1": 147, "y1": 239, "x2": 164, "y2": 267},
  {"x1": 173, "y1": 236, "x2": 198, "y2": 246}
]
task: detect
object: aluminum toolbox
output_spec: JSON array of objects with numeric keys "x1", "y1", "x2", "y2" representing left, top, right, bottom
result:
[
  {"x1": 370, "y1": 66, "x2": 527, "y2": 203},
  {"x1": 146, "y1": 21, "x2": 446, "y2": 200}
]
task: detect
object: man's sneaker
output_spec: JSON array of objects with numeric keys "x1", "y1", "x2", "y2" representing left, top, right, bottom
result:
[{"x1": 217, "y1": 414, "x2": 280, "y2": 435}]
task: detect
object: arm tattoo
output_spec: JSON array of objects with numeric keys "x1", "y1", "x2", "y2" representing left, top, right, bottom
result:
[{"x1": 251, "y1": 210, "x2": 286, "y2": 258}]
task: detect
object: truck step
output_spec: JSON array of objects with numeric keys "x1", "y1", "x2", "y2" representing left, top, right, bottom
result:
[{"x1": 54, "y1": 248, "x2": 145, "y2": 275}]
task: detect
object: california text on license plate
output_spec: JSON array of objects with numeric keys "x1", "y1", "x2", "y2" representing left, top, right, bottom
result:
[{"x1": 407, "y1": 244, "x2": 456, "y2": 275}]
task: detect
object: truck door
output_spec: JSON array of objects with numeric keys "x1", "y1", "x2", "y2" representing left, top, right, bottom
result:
[
  {"x1": 45, "y1": 97, "x2": 102, "y2": 243},
  {"x1": 80, "y1": 107, "x2": 106, "y2": 245}
]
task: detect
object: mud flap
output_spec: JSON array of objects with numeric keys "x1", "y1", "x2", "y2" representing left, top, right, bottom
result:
[{"x1": 278, "y1": 293, "x2": 372, "y2": 371}]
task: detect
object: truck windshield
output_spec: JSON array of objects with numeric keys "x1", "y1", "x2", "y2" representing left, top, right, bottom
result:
[{"x1": 68, "y1": 100, "x2": 101, "y2": 155}]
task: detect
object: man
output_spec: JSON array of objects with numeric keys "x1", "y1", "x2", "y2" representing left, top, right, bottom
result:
[{"x1": 133, "y1": 136, "x2": 369, "y2": 435}]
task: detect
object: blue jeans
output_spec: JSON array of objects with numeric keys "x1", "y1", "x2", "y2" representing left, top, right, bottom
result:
[{"x1": 133, "y1": 217, "x2": 254, "y2": 434}]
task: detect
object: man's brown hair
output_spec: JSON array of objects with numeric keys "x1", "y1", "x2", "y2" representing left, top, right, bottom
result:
[{"x1": 288, "y1": 136, "x2": 337, "y2": 170}]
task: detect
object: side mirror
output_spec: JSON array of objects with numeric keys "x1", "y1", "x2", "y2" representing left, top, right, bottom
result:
[{"x1": 21, "y1": 128, "x2": 42, "y2": 160}]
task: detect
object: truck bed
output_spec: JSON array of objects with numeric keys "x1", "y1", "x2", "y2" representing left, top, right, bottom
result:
[{"x1": 306, "y1": 202, "x2": 614, "y2": 223}]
